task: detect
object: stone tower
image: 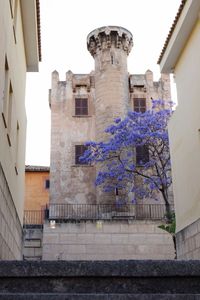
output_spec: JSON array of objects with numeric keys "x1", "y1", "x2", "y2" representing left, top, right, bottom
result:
[
  {"x1": 43, "y1": 26, "x2": 174, "y2": 261},
  {"x1": 87, "y1": 26, "x2": 133, "y2": 203},
  {"x1": 49, "y1": 25, "x2": 171, "y2": 207},
  {"x1": 87, "y1": 26, "x2": 133, "y2": 141}
]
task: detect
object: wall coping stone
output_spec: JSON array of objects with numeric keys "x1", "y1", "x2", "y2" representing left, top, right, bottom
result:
[
  {"x1": 1, "y1": 260, "x2": 200, "y2": 297},
  {"x1": 0, "y1": 260, "x2": 200, "y2": 277}
]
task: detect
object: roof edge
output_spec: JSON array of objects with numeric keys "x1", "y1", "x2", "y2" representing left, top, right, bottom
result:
[
  {"x1": 157, "y1": 0, "x2": 187, "y2": 65},
  {"x1": 36, "y1": 0, "x2": 42, "y2": 62},
  {"x1": 25, "y1": 165, "x2": 50, "y2": 172}
]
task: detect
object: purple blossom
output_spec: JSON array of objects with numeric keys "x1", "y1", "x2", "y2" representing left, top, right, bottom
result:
[{"x1": 81, "y1": 100, "x2": 173, "y2": 206}]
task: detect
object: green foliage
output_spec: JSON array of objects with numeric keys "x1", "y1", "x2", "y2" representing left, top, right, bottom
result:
[{"x1": 158, "y1": 212, "x2": 176, "y2": 234}]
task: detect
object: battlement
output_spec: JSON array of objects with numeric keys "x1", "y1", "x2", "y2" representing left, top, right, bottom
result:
[{"x1": 87, "y1": 26, "x2": 133, "y2": 57}]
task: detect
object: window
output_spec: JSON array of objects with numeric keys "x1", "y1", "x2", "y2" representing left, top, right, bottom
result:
[
  {"x1": 15, "y1": 121, "x2": 19, "y2": 175},
  {"x1": 75, "y1": 145, "x2": 87, "y2": 165},
  {"x1": 9, "y1": 0, "x2": 14, "y2": 18},
  {"x1": 7, "y1": 82, "x2": 13, "y2": 132},
  {"x1": 2, "y1": 57, "x2": 9, "y2": 128},
  {"x1": 134, "y1": 98, "x2": 146, "y2": 113},
  {"x1": 136, "y1": 146, "x2": 149, "y2": 165},
  {"x1": 45, "y1": 179, "x2": 50, "y2": 189},
  {"x1": 10, "y1": 0, "x2": 18, "y2": 43},
  {"x1": 75, "y1": 98, "x2": 88, "y2": 116},
  {"x1": 6, "y1": 82, "x2": 13, "y2": 147}
]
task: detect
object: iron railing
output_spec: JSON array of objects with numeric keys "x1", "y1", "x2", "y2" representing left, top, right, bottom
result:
[
  {"x1": 23, "y1": 204, "x2": 174, "y2": 225},
  {"x1": 23, "y1": 210, "x2": 45, "y2": 225},
  {"x1": 48, "y1": 203, "x2": 172, "y2": 221}
]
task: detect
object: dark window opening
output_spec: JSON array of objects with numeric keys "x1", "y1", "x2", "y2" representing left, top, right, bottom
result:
[
  {"x1": 45, "y1": 179, "x2": 50, "y2": 189},
  {"x1": 134, "y1": 85, "x2": 145, "y2": 89},
  {"x1": 75, "y1": 98, "x2": 88, "y2": 115},
  {"x1": 134, "y1": 98, "x2": 146, "y2": 113},
  {"x1": 75, "y1": 145, "x2": 88, "y2": 165},
  {"x1": 136, "y1": 146, "x2": 149, "y2": 165}
]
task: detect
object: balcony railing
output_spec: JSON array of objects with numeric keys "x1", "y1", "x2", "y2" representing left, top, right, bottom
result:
[
  {"x1": 48, "y1": 203, "x2": 172, "y2": 221},
  {"x1": 23, "y1": 210, "x2": 45, "y2": 226},
  {"x1": 23, "y1": 204, "x2": 174, "y2": 225}
]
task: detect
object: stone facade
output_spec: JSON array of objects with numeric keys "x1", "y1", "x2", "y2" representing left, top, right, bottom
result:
[
  {"x1": 46, "y1": 26, "x2": 174, "y2": 260},
  {"x1": 49, "y1": 70, "x2": 96, "y2": 205},
  {"x1": 176, "y1": 218, "x2": 200, "y2": 259},
  {"x1": 87, "y1": 26, "x2": 133, "y2": 142},
  {"x1": 23, "y1": 226, "x2": 43, "y2": 261},
  {"x1": 43, "y1": 220, "x2": 174, "y2": 260},
  {"x1": 49, "y1": 26, "x2": 171, "y2": 206},
  {"x1": 0, "y1": 164, "x2": 22, "y2": 259}
]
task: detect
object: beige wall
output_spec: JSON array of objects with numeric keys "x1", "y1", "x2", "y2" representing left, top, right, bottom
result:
[
  {"x1": 0, "y1": 0, "x2": 27, "y2": 223},
  {"x1": 168, "y1": 20, "x2": 200, "y2": 232},
  {"x1": 0, "y1": 0, "x2": 39, "y2": 259},
  {"x1": 0, "y1": 0, "x2": 27, "y2": 259}
]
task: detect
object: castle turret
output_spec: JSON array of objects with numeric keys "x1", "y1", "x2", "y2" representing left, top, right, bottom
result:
[
  {"x1": 87, "y1": 26, "x2": 133, "y2": 141},
  {"x1": 87, "y1": 26, "x2": 133, "y2": 203}
]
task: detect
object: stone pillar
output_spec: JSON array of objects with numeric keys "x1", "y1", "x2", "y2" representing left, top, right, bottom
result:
[{"x1": 87, "y1": 26, "x2": 133, "y2": 203}]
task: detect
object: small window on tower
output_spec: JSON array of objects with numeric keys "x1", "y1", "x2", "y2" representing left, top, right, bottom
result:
[
  {"x1": 75, "y1": 98, "x2": 88, "y2": 116},
  {"x1": 134, "y1": 98, "x2": 146, "y2": 113},
  {"x1": 75, "y1": 145, "x2": 88, "y2": 165},
  {"x1": 136, "y1": 146, "x2": 149, "y2": 165}
]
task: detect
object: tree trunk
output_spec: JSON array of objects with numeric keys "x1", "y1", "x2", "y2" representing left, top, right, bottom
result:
[
  {"x1": 160, "y1": 188, "x2": 172, "y2": 222},
  {"x1": 172, "y1": 234, "x2": 177, "y2": 259}
]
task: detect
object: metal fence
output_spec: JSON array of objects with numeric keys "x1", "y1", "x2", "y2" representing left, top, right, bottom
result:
[
  {"x1": 48, "y1": 203, "x2": 171, "y2": 221},
  {"x1": 23, "y1": 204, "x2": 173, "y2": 225},
  {"x1": 23, "y1": 210, "x2": 45, "y2": 225}
]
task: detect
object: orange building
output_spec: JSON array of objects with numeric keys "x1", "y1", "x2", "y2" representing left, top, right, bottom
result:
[{"x1": 24, "y1": 165, "x2": 50, "y2": 211}]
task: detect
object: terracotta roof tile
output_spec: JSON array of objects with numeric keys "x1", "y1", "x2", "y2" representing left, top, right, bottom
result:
[
  {"x1": 157, "y1": 0, "x2": 187, "y2": 64},
  {"x1": 36, "y1": 0, "x2": 42, "y2": 61},
  {"x1": 25, "y1": 165, "x2": 50, "y2": 172}
]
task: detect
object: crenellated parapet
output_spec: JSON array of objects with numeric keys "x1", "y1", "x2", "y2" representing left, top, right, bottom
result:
[
  {"x1": 87, "y1": 26, "x2": 133, "y2": 57},
  {"x1": 72, "y1": 74, "x2": 91, "y2": 93}
]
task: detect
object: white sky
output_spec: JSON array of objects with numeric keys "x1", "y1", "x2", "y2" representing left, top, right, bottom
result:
[{"x1": 25, "y1": 0, "x2": 181, "y2": 167}]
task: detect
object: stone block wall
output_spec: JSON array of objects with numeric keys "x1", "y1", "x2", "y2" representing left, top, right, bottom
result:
[
  {"x1": 49, "y1": 71, "x2": 96, "y2": 205},
  {"x1": 0, "y1": 164, "x2": 22, "y2": 259},
  {"x1": 176, "y1": 217, "x2": 200, "y2": 259},
  {"x1": 42, "y1": 220, "x2": 175, "y2": 260},
  {"x1": 49, "y1": 27, "x2": 172, "y2": 207},
  {"x1": 23, "y1": 226, "x2": 43, "y2": 260}
]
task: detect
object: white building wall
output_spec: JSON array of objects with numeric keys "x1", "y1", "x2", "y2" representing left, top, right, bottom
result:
[
  {"x1": 0, "y1": 0, "x2": 39, "y2": 259},
  {"x1": 169, "y1": 20, "x2": 200, "y2": 233}
]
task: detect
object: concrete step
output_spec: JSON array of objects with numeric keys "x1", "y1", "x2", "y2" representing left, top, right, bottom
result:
[
  {"x1": 0, "y1": 260, "x2": 200, "y2": 298},
  {"x1": 0, "y1": 294, "x2": 200, "y2": 300}
]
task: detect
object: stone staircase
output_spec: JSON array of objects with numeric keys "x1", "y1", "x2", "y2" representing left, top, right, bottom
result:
[{"x1": 0, "y1": 260, "x2": 200, "y2": 299}]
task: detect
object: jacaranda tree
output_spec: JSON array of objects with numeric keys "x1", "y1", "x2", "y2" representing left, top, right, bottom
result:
[{"x1": 81, "y1": 100, "x2": 173, "y2": 220}]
